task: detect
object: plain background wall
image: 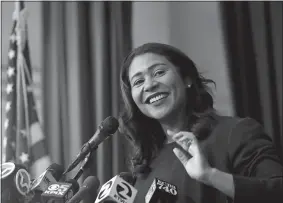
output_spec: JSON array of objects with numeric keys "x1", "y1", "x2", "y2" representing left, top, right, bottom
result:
[
  {"x1": 132, "y1": 2, "x2": 234, "y2": 116},
  {"x1": 132, "y1": 2, "x2": 170, "y2": 46}
]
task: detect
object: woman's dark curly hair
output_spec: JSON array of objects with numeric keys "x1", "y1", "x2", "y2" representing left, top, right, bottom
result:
[{"x1": 119, "y1": 43, "x2": 218, "y2": 176}]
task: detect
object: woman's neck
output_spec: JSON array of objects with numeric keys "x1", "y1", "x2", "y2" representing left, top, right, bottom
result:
[{"x1": 160, "y1": 109, "x2": 190, "y2": 144}]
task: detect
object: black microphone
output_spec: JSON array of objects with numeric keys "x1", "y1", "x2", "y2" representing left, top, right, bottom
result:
[
  {"x1": 41, "y1": 179, "x2": 79, "y2": 203},
  {"x1": 145, "y1": 178, "x2": 178, "y2": 203},
  {"x1": 64, "y1": 116, "x2": 119, "y2": 174},
  {"x1": 30, "y1": 163, "x2": 64, "y2": 192},
  {"x1": 1, "y1": 162, "x2": 32, "y2": 203},
  {"x1": 67, "y1": 176, "x2": 100, "y2": 203},
  {"x1": 73, "y1": 151, "x2": 95, "y2": 181}
]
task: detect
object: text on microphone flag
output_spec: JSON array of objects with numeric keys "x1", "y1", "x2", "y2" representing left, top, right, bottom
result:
[{"x1": 95, "y1": 175, "x2": 137, "y2": 203}]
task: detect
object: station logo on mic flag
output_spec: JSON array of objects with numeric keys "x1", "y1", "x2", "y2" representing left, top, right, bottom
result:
[
  {"x1": 95, "y1": 175, "x2": 137, "y2": 203},
  {"x1": 15, "y1": 168, "x2": 31, "y2": 195},
  {"x1": 0, "y1": 162, "x2": 16, "y2": 179},
  {"x1": 41, "y1": 182, "x2": 74, "y2": 203}
]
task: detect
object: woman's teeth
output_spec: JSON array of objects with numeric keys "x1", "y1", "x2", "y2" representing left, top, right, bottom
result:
[{"x1": 149, "y1": 94, "x2": 167, "y2": 104}]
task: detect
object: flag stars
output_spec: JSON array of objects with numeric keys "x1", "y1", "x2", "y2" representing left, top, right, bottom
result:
[
  {"x1": 5, "y1": 102, "x2": 12, "y2": 112},
  {"x1": 7, "y1": 66, "x2": 15, "y2": 77},
  {"x1": 4, "y1": 120, "x2": 9, "y2": 129},
  {"x1": 6, "y1": 83, "x2": 14, "y2": 94},
  {"x1": 19, "y1": 152, "x2": 29, "y2": 164},
  {"x1": 8, "y1": 49, "x2": 15, "y2": 59}
]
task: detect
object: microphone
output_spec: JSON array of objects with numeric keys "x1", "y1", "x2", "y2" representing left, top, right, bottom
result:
[
  {"x1": 145, "y1": 178, "x2": 178, "y2": 203},
  {"x1": 64, "y1": 116, "x2": 119, "y2": 174},
  {"x1": 30, "y1": 163, "x2": 64, "y2": 192},
  {"x1": 41, "y1": 179, "x2": 79, "y2": 203},
  {"x1": 1, "y1": 162, "x2": 31, "y2": 203},
  {"x1": 67, "y1": 176, "x2": 100, "y2": 203},
  {"x1": 73, "y1": 150, "x2": 95, "y2": 181},
  {"x1": 95, "y1": 175, "x2": 137, "y2": 203}
]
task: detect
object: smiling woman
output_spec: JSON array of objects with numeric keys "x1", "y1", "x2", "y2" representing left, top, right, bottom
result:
[
  {"x1": 118, "y1": 43, "x2": 283, "y2": 203},
  {"x1": 129, "y1": 53, "x2": 189, "y2": 121}
]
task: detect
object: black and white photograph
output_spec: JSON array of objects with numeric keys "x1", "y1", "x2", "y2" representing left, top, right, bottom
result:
[{"x1": 1, "y1": 1, "x2": 282, "y2": 203}]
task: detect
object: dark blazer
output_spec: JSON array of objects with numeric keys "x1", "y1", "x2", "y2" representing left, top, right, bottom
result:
[{"x1": 133, "y1": 116, "x2": 283, "y2": 203}]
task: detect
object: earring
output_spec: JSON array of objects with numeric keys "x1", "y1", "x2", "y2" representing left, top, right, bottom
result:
[{"x1": 187, "y1": 84, "x2": 191, "y2": 88}]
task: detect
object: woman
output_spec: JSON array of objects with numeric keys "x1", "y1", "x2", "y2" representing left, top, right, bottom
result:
[{"x1": 119, "y1": 43, "x2": 283, "y2": 203}]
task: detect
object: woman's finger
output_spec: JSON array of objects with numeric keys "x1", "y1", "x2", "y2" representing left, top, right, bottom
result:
[
  {"x1": 174, "y1": 137, "x2": 193, "y2": 153},
  {"x1": 175, "y1": 136, "x2": 201, "y2": 157},
  {"x1": 171, "y1": 131, "x2": 195, "y2": 140},
  {"x1": 173, "y1": 148, "x2": 189, "y2": 166},
  {"x1": 169, "y1": 132, "x2": 193, "y2": 150}
]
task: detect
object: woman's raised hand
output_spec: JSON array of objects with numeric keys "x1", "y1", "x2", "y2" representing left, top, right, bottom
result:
[{"x1": 168, "y1": 130, "x2": 213, "y2": 184}]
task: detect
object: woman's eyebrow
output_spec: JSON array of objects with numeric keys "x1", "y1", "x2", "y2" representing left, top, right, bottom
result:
[{"x1": 130, "y1": 63, "x2": 166, "y2": 83}]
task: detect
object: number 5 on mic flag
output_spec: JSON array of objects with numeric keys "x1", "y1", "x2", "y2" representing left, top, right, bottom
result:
[{"x1": 95, "y1": 175, "x2": 137, "y2": 203}]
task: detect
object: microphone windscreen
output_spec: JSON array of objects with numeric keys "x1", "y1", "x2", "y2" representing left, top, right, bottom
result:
[
  {"x1": 67, "y1": 176, "x2": 100, "y2": 203},
  {"x1": 102, "y1": 116, "x2": 119, "y2": 134},
  {"x1": 82, "y1": 176, "x2": 100, "y2": 191}
]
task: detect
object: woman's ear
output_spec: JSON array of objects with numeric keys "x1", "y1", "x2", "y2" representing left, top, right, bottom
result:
[{"x1": 184, "y1": 77, "x2": 192, "y2": 88}]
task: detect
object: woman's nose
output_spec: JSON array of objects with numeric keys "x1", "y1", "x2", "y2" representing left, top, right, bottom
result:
[{"x1": 143, "y1": 78, "x2": 158, "y2": 92}]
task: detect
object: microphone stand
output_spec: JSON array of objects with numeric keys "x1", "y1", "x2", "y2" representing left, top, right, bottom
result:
[{"x1": 73, "y1": 150, "x2": 95, "y2": 181}]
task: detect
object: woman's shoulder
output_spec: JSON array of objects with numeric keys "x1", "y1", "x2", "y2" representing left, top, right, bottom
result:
[
  {"x1": 214, "y1": 115, "x2": 262, "y2": 129},
  {"x1": 213, "y1": 115, "x2": 268, "y2": 145},
  {"x1": 211, "y1": 115, "x2": 265, "y2": 140}
]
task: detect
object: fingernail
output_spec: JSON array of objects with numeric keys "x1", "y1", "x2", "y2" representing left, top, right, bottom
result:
[
  {"x1": 173, "y1": 148, "x2": 181, "y2": 157},
  {"x1": 173, "y1": 148, "x2": 178, "y2": 154}
]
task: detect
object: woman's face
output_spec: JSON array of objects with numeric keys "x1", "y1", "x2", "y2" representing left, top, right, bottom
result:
[{"x1": 128, "y1": 53, "x2": 190, "y2": 120}]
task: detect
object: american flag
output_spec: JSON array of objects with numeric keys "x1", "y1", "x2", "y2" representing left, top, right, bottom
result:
[{"x1": 3, "y1": 1, "x2": 51, "y2": 178}]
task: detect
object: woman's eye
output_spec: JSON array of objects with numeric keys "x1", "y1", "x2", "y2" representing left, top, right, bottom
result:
[
  {"x1": 133, "y1": 79, "x2": 144, "y2": 86},
  {"x1": 154, "y1": 70, "x2": 165, "y2": 77}
]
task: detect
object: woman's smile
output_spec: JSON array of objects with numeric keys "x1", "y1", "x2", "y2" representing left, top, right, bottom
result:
[{"x1": 144, "y1": 92, "x2": 169, "y2": 104}]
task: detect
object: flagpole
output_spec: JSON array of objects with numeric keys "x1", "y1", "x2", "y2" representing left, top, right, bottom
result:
[
  {"x1": 5, "y1": 1, "x2": 50, "y2": 174},
  {"x1": 15, "y1": 0, "x2": 22, "y2": 164}
]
